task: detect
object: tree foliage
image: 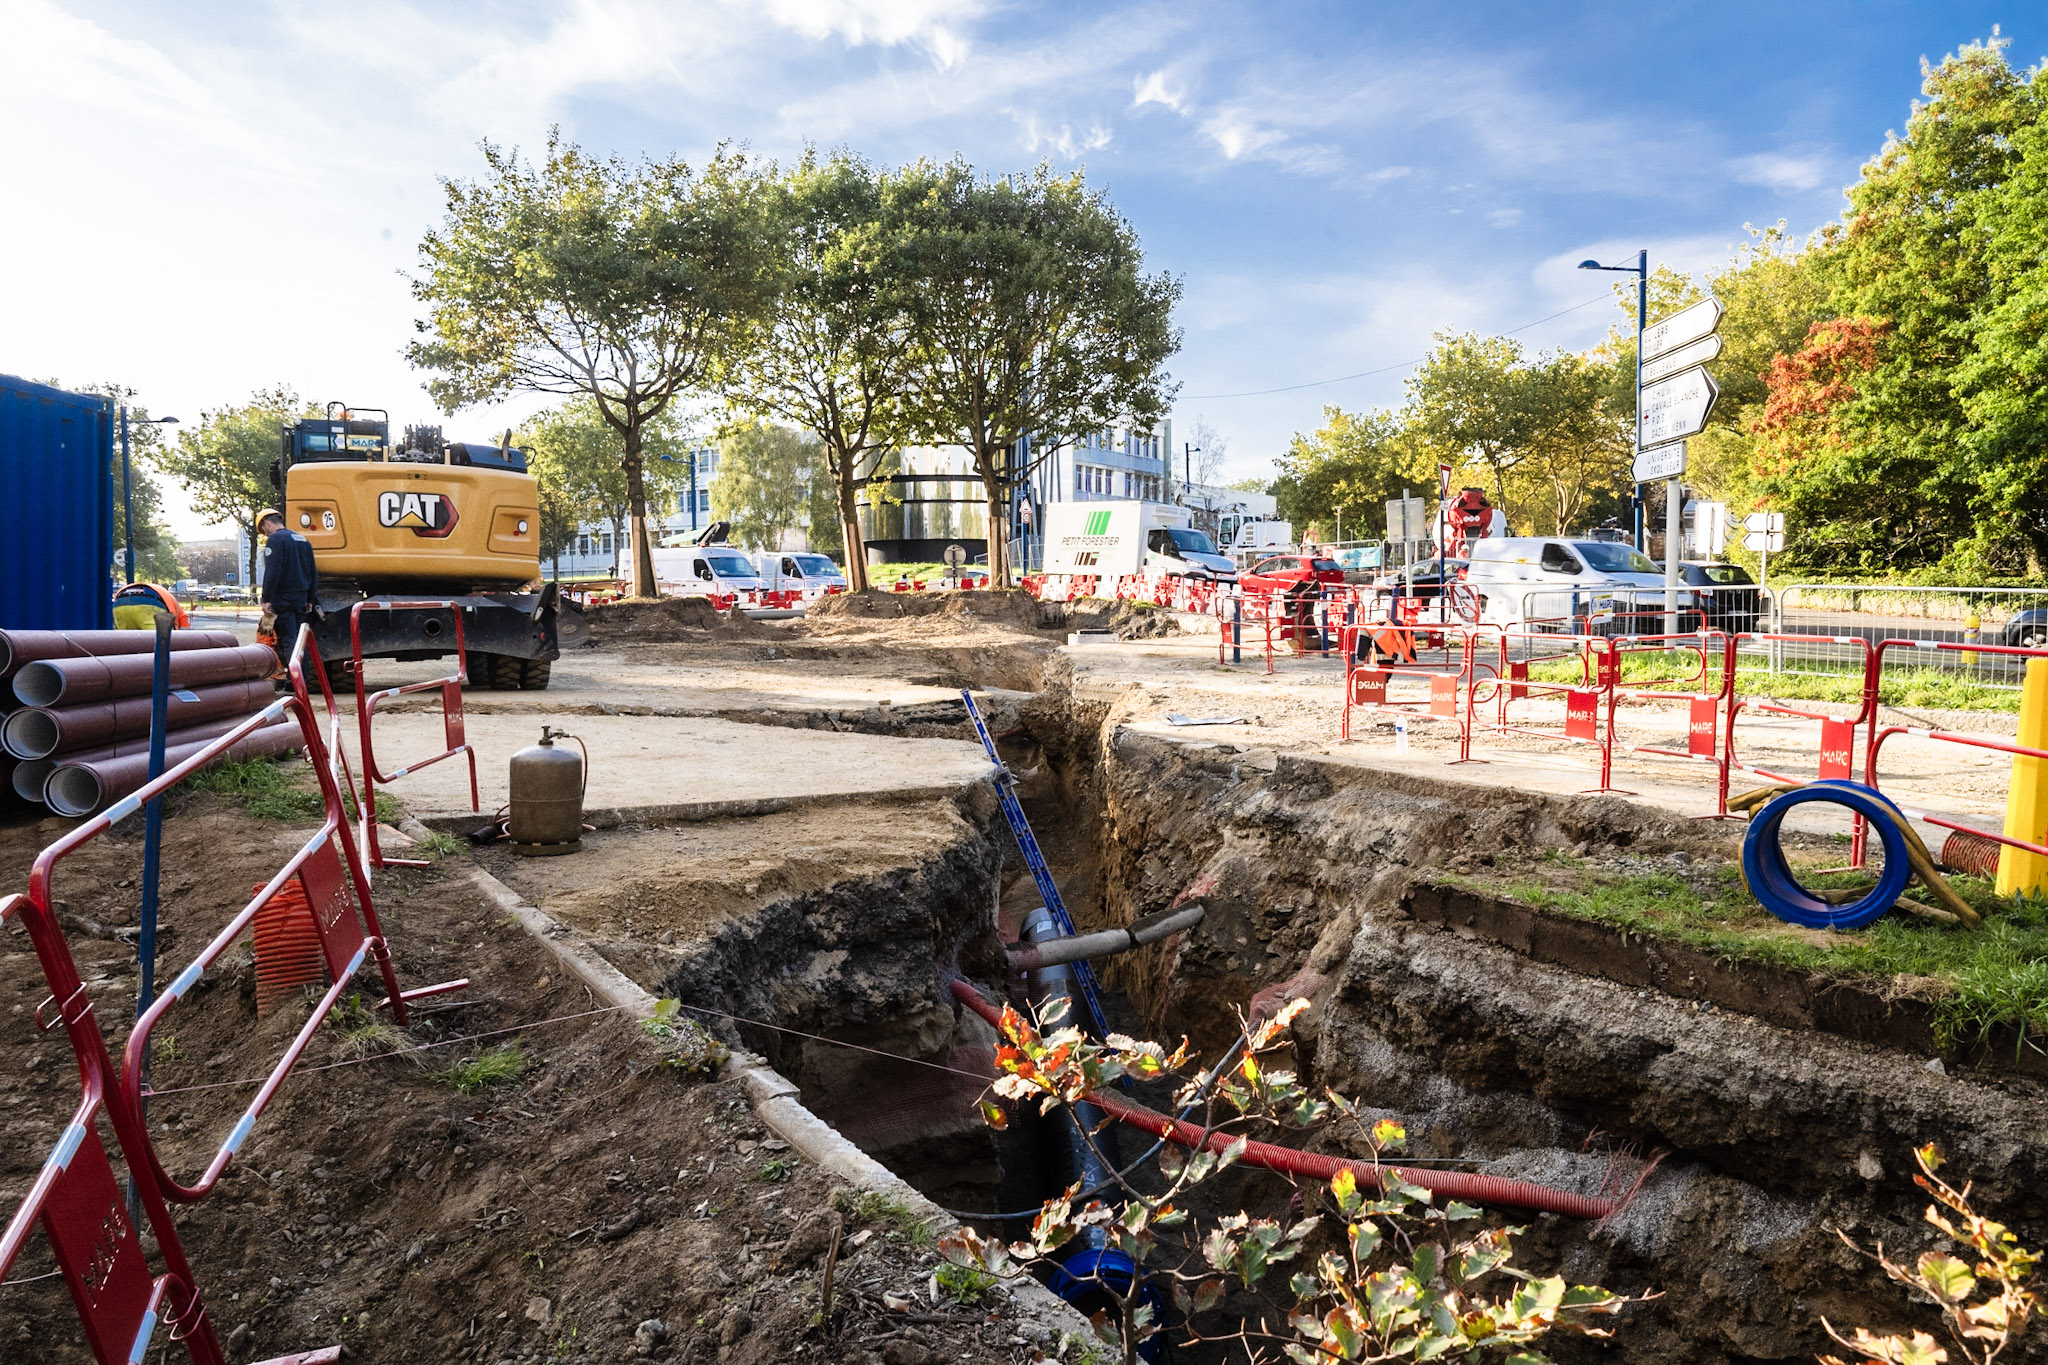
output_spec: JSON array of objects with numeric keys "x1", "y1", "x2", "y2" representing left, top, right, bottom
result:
[
  {"x1": 523, "y1": 399, "x2": 689, "y2": 578},
  {"x1": 154, "y1": 386, "x2": 304, "y2": 588},
  {"x1": 1271, "y1": 407, "x2": 1425, "y2": 534},
  {"x1": 895, "y1": 159, "x2": 1181, "y2": 582},
  {"x1": 942, "y1": 997, "x2": 1628, "y2": 1364},
  {"x1": 410, "y1": 131, "x2": 778, "y2": 595},
  {"x1": 725, "y1": 151, "x2": 917, "y2": 590},
  {"x1": 709, "y1": 420, "x2": 818, "y2": 552}
]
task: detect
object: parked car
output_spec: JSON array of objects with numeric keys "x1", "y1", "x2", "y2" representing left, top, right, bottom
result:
[
  {"x1": 1240, "y1": 553, "x2": 1346, "y2": 596},
  {"x1": 1677, "y1": 562, "x2": 1762, "y2": 634},
  {"x1": 2003, "y1": 608, "x2": 2048, "y2": 648},
  {"x1": 1462, "y1": 538, "x2": 1699, "y2": 633}
]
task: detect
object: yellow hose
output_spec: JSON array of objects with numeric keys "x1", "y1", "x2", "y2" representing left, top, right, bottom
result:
[{"x1": 1728, "y1": 783, "x2": 1984, "y2": 929}]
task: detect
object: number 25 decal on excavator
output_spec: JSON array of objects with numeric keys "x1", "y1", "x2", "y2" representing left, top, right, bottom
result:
[{"x1": 377, "y1": 490, "x2": 460, "y2": 538}]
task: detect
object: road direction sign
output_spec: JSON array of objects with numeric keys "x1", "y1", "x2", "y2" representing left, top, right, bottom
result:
[
  {"x1": 1642, "y1": 297, "x2": 1724, "y2": 362},
  {"x1": 1632, "y1": 441, "x2": 1687, "y2": 482},
  {"x1": 1639, "y1": 365, "x2": 1720, "y2": 447},
  {"x1": 1386, "y1": 496, "x2": 1426, "y2": 542},
  {"x1": 1743, "y1": 511, "x2": 1785, "y2": 534},
  {"x1": 1743, "y1": 531, "x2": 1786, "y2": 553},
  {"x1": 1642, "y1": 333, "x2": 1724, "y2": 384},
  {"x1": 943, "y1": 544, "x2": 967, "y2": 567}
]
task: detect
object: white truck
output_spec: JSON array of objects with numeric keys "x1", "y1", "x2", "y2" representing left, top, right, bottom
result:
[{"x1": 1039, "y1": 500, "x2": 1237, "y2": 595}]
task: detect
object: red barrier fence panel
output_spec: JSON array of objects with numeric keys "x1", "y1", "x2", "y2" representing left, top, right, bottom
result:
[
  {"x1": 1859, "y1": 639, "x2": 2048, "y2": 865},
  {"x1": 0, "y1": 631, "x2": 442, "y2": 1361},
  {"x1": 349, "y1": 599, "x2": 478, "y2": 871},
  {"x1": 0, "y1": 890, "x2": 225, "y2": 1365},
  {"x1": 1338, "y1": 625, "x2": 1479, "y2": 761}
]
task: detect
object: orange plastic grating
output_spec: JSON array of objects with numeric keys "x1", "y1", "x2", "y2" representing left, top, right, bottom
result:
[
  {"x1": 252, "y1": 877, "x2": 330, "y2": 1015},
  {"x1": 1940, "y1": 829, "x2": 2004, "y2": 880}
]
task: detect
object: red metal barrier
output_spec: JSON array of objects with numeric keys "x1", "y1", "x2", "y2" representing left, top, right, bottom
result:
[
  {"x1": 1860, "y1": 639, "x2": 2048, "y2": 865},
  {"x1": 349, "y1": 599, "x2": 478, "y2": 871},
  {"x1": 0, "y1": 626, "x2": 450, "y2": 1363},
  {"x1": 1339, "y1": 624, "x2": 1481, "y2": 762}
]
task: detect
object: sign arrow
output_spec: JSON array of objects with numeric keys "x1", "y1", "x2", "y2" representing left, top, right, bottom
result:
[
  {"x1": 1641, "y1": 297, "x2": 1724, "y2": 363},
  {"x1": 1632, "y1": 441, "x2": 1686, "y2": 483},
  {"x1": 1638, "y1": 365, "x2": 1720, "y2": 447},
  {"x1": 1641, "y1": 332, "x2": 1724, "y2": 384}
]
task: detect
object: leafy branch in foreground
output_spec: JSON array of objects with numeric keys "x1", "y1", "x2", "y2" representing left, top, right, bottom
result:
[
  {"x1": 1823, "y1": 1144, "x2": 2039, "y2": 1365},
  {"x1": 940, "y1": 996, "x2": 1630, "y2": 1364}
]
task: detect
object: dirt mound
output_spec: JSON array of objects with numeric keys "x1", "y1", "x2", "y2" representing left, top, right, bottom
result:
[
  {"x1": 1062, "y1": 598, "x2": 1184, "y2": 640},
  {"x1": 583, "y1": 596, "x2": 785, "y2": 645},
  {"x1": 584, "y1": 595, "x2": 723, "y2": 641},
  {"x1": 809, "y1": 587, "x2": 1046, "y2": 629}
]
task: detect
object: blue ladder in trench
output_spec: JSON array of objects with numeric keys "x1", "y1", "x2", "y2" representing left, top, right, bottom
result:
[{"x1": 959, "y1": 689, "x2": 1110, "y2": 1038}]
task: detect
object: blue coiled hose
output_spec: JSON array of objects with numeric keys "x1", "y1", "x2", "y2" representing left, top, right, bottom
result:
[{"x1": 1740, "y1": 779, "x2": 1913, "y2": 929}]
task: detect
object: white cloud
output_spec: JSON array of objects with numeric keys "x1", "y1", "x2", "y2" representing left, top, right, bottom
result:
[
  {"x1": 1489, "y1": 207, "x2": 1525, "y2": 228},
  {"x1": 1015, "y1": 114, "x2": 1113, "y2": 158},
  {"x1": 1729, "y1": 149, "x2": 1838, "y2": 192},
  {"x1": 1132, "y1": 69, "x2": 1186, "y2": 112}
]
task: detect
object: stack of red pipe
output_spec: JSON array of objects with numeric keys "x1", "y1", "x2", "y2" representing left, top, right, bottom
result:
[{"x1": 0, "y1": 629, "x2": 301, "y2": 816}]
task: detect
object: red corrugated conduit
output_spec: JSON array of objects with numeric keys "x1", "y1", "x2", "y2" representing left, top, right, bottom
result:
[{"x1": 948, "y1": 978, "x2": 1622, "y2": 1221}]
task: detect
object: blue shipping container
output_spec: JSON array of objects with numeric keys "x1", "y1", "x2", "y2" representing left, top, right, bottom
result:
[{"x1": 0, "y1": 374, "x2": 114, "y2": 630}]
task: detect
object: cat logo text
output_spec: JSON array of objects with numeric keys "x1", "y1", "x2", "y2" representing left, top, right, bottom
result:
[{"x1": 377, "y1": 491, "x2": 459, "y2": 538}]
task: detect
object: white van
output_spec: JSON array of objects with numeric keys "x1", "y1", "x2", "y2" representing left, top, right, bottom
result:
[
  {"x1": 754, "y1": 551, "x2": 849, "y2": 601},
  {"x1": 649, "y1": 543, "x2": 766, "y2": 606},
  {"x1": 1463, "y1": 538, "x2": 1699, "y2": 633}
]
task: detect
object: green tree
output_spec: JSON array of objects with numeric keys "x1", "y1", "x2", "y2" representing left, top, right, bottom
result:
[
  {"x1": 524, "y1": 399, "x2": 689, "y2": 580},
  {"x1": 709, "y1": 420, "x2": 817, "y2": 552},
  {"x1": 1513, "y1": 350, "x2": 1633, "y2": 535},
  {"x1": 1953, "y1": 66, "x2": 2048, "y2": 568},
  {"x1": 1405, "y1": 333, "x2": 1532, "y2": 511},
  {"x1": 896, "y1": 159, "x2": 1181, "y2": 583},
  {"x1": 1271, "y1": 407, "x2": 1423, "y2": 536},
  {"x1": 726, "y1": 152, "x2": 919, "y2": 591},
  {"x1": 409, "y1": 132, "x2": 779, "y2": 597},
  {"x1": 1817, "y1": 35, "x2": 2045, "y2": 572},
  {"x1": 154, "y1": 386, "x2": 303, "y2": 588}
]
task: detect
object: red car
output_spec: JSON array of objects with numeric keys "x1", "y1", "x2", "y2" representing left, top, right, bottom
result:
[{"x1": 1241, "y1": 554, "x2": 1346, "y2": 595}]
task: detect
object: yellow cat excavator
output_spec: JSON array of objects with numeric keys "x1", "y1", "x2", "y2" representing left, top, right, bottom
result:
[{"x1": 272, "y1": 403, "x2": 582, "y2": 690}]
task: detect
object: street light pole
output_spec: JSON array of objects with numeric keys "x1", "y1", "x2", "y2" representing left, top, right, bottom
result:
[
  {"x1": 1579, "y1": 250, "x2": 1668, "y2": 631},
  {"x1": 116, "y1": 408, "x2": 180, "y2": 586}
]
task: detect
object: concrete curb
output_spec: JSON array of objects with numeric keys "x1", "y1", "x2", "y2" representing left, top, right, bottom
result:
[{"x1": 401, "y1": 815, "x2": 1094, "y2": 1350}]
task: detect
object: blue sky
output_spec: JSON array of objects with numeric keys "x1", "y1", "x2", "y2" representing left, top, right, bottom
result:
[{"x1": 0, "y1": 0, "x2": 2034, "y2": 536}]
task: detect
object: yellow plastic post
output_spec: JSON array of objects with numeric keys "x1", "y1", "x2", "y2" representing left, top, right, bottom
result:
[{"x1": 1996, "y1": 657, "x2": 2048, "y2": 896}]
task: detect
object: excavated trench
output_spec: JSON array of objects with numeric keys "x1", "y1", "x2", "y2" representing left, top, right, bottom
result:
[{"x1": 618, "y1": 653, "x2": 2048, "y2": 1365}]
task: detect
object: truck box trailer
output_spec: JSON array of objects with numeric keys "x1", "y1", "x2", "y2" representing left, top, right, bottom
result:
[{"x1": 1039, "y1": 501, "x2": 1237, "y2": 592}]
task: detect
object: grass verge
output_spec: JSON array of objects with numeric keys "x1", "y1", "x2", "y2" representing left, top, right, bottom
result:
[
  {"x1": 1525, "y1": 653, "x2": 2019, "y2": 713},
  {"x1": 436, "y1": 1042, "x2": 527, "y2": 1093},
  {"x1": 1473, "y1": 857, "x2": 2048, "y2": 1052}
]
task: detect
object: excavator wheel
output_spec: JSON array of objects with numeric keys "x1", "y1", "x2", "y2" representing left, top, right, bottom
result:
[
  {"x1": 490, "y1": 654, "x2": 524, "y2": 690},
  {"x1": 466, "y1": 652, "x2": 497, "y2": 689},
  {"x1": 322, "y1": 657, "x2": 351, "y2": 695},
  {"x1": 518, "y1": 658, "x2": 551, "y2": 690}
]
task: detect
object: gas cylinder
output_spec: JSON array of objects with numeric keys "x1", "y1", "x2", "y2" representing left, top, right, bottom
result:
[{"x1": 509, "y1": 726, "x2": 584, "y2": 856}]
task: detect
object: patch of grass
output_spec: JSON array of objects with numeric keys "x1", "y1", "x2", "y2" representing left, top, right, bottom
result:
[
  {"x1": 1479, "y1": 864, "x2": 2048, "y2": 1051},
  {"x1": 755, "y1": 1156, "x2": 800, "y2": 1183},
  {"x1": 1524, "y1": 652, "x2": 2019, "y2": 713},
  {"x1": 410, "y1": 831, "x2": 465, "y2": 859},
  {"x1": 187, "y1": 755, "x2": 322, "y2": 820},
  {"x1": 830, "y1": 1188, "x2": 934, "y2": 1245},
  {"x1": 435, "y1": 1042, "x2": 527, "y2": 1094},
  {"x1": 934, "y1": 1262, "x2": 998, "y2": 1305},
  {"x1": 641, "y1": 999, "x2": 730, "y2": 1076}
]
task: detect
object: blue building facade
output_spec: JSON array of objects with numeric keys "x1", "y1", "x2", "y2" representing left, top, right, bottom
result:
[{"x1": 0, "y1": 375, "x2": 114, "y2": 628}]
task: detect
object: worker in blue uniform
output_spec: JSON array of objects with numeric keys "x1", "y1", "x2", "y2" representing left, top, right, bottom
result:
[{"x1": 257, "y1": 508, "x2": 319, "y2": 685}]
